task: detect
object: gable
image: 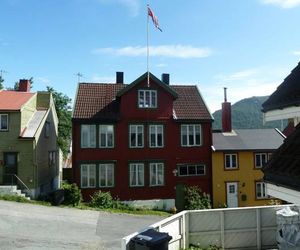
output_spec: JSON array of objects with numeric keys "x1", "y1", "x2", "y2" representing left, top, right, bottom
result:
[{"x1": 116, "y1": 72, "x2": 178, "y2": 99}]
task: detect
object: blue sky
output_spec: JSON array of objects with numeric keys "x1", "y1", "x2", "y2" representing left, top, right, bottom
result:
[{"x1": 1, "y1": 0, "x2": 300, "y2": 112}]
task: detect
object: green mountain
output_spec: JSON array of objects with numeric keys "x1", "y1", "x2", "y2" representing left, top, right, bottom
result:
[{"x1": 212, "y1": 96, "x2": 286, "y2": 130}]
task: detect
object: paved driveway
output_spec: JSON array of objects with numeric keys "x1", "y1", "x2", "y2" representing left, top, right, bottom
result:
[{"x1": 0, "y1": 200, "x2": 165, "y2": 250}]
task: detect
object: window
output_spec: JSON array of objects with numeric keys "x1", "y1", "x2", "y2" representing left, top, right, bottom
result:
[
  {"x1": 255, "y1": 153, "x2": 268, "y2": 168},
  {"x1": 181, "y1": 124, "x2": 201, "y2": 147},
  {"x1": 129, "y1": 163, "x2": 144, "y2": 187},
  {"x1": 99, "y1": 125, "x2": 114, "y2": 148},
  {"x1": 178, "y1": 164, "x2": 206, "y2": 176},
  {"x1": 81, "y1": 125, "x2": 96, "y2": 148},
  {"x1": 81, "y1": 164, "x2": 96, "y2": 188},
  {"x1": 45, "y1": 122, "x2": 50, "y2": 138},
  {"x1": 0, "y1": 114, "x2": 8, "y2": 131},
  {"x1": 99, "y1": 163, "x2": 114, "y2": 187},
  {"x1": 256, "y1": 182, "x2": 268, "y2": 199},
  {"x1": 129, "y1": 125, "x2": 144, "y2": 148},
  {"x1": 150, "y1": 163, "x2": 164, "y2": 186},
  {"x1": 149, "y1": 125, "x2": 164, "y2": 148},
  {"x1": 225, "y1": 154, "x2": 238, "y2": 169},
  {"x1": 48, "y1": 151, "x2": 56, "y2": 167},
  {"x1": 138, "y1": 90, "x2": 157, "y2": 108}
]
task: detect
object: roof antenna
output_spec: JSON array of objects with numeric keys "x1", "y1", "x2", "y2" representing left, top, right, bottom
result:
[
  {"x1": 224, "y1": 87, "x2": 227, "y2": 102},
  {"x1": 0, "y1": 69, "x2": 8, "y2": 79},
  {"x1": 75, "y1": 72, "x2": 83, "y2": 83}
]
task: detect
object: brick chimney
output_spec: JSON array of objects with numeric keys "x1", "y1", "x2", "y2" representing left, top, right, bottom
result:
[
  {"x1": 222, "y1": 87, "x2": 232, "y2": 132},
  {"x1": 161, "y1": 73, "x2": 170, "y2": 85},
  {"x1": 19, "y1": 79, "x2": 30, "y2": 92},
  {"x1": 116, "y1": 72, "x2": 124, "y2": 84}
]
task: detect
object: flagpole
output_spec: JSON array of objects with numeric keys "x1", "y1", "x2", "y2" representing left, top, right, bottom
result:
[{"x1": 147, "y1": 4, "x2": 150, "y2": 88}]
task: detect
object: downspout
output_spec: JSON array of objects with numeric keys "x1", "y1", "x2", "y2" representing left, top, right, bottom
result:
[{"x1": 33, "y1": 139, "x2": 38, "y2": 198}]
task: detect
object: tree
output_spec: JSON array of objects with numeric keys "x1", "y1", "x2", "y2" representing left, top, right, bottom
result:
[
  {"x1": 46, "y1": 86, "x2": 72, "y2": 158},
  {"x1": 0, "y1": 76, "x2": 4, "y2": 90}
]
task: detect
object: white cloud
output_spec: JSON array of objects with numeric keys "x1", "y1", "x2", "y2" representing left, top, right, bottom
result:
[
  {"x1": 261, "y1": 0, "x2": 300, "y2": 8},
  {"x1": 202, "y1": 66, "x2": 291, "y2": 112},
  {"x1": 97, "y1": 0, "x2": 140, "y2": 16},
  {"x1": 92, "y1": 45, "x2": 213, "y2": 58},
  {"x1": 292, "y1": 50, "x2": 300, "y2": 55},
  {"x1": 156, "y1": 63, "x2": 168, "y2": 68},
  {"x1": 36, "y1": 77, "x2": 51, "y2": 86}
]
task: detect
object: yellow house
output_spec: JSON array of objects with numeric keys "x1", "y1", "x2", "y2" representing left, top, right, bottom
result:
[{"x1": 212, "y1": 129, "x2": 285, "y2": 208}]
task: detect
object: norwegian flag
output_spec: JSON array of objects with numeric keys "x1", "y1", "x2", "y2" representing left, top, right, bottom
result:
[{"x1": 148, "y1": 6, "x2": 162, "y2": 32}]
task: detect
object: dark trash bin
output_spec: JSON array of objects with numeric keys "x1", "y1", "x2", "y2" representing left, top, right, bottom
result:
[
  {"x1": 129, "y1": 228, "x2": 172, "y2": 250},
  {"x1": 50, "y1": 189, "x2": 64, "y2": 206}
]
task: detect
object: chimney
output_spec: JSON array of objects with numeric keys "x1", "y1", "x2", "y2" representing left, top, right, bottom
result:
[
  {"x1": 222, "y1": 87, "x2": 232, "y2": 132},
  {"x1": 116, "y1": 72, "x2": 124, "y2": 84},
  {"x1": 19, "y1": 79, "x2": 30, "y2": 92},
  {"x1": 161, "y1": 73, "x2": 170, "y2": 85}
]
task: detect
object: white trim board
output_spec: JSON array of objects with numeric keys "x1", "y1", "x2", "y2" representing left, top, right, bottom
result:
[{"x1": 266, "y1": 183, "x2": 300, "y2": 205}]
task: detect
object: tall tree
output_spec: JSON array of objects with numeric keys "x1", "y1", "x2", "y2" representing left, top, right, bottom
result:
[
  {"x1": 0, "y1": 76, "x2": 4, "y2": 90},
  {"x1": 46, "y1": 86, "x2": 72, "y2": 158}
]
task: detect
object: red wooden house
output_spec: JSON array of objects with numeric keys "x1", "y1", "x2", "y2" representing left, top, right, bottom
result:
[{"x1": 72, "y1": 72, "x2": 213, "y2": 210}]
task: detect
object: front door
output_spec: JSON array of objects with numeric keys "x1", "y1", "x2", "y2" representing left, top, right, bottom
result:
[
  {"x1": 226, "y1": 182, "x2": 238, "y2": 208},
  {"x1": 3, "y1": 153, "x2": 18, "y2": 185},
  {"x1": 175, "y1": 183, "x2": 185, "y2": 212}
]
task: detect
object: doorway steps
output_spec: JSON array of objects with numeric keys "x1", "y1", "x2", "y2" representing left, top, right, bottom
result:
[{"x1": 0, "y1": 186, "x2": 31, "y2": 200}]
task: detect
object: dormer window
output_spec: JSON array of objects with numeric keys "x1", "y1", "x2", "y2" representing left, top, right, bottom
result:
[{"x1": 138, "y1": 90, "x2": 157, "y2": 108}]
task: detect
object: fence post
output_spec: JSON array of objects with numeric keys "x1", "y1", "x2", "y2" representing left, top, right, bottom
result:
[
  {"x1": 184, "y1": 211, "x2": 189, "y2": 249},
  {"x1": 256, "y1": 208, "x2": 261, "y2": 250},
  {"x1": 220, "y1": 210, "x2": 225, "y2": 249}
]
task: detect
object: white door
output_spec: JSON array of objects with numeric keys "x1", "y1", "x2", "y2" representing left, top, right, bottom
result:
[{"x1": 226, "y1": 182, "x2": 238, "y2": 208}]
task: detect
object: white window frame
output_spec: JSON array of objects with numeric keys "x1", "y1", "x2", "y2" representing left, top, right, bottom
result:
[
  {"x1": 129, "y1": 163, "x2": 144, "y2": 187},
  {"x1": 149, "y1": 125, "x2": 164, "y2": 148},
  {"x1": 99, "y1": 125, "x2": 114, "y2": 148},
  {"x1": 81, "y1": 125, "x2": 96, "y2": 148},
  {"x1": 181, "y1": 124, "x2": 202, "y2": 147},
  {"x1": 149, "y1": 163, "x2": 164, "y2": 186},
  {"x1": 178, "y1": 164, "x2": 206, "y2": 176},
  {"x1": 138, "y1": 90, "x2": 157, "y2": 108},
  {"x1": 48, "y1": 151, "x2": 56, "y2": 167},
  {"x1": 99, "y1": 163, "x2": 114, "y2": 187},
  {"x1": 256, "y1": 182, "x2": 268, "y2": 199},
  {"x1": 225, "y1": 154, "x2": 238, "y2": 169},
  {"x1": 255, "y1": 153, "x2": 268, "y2": 168},
  {"x1": 81, "y1": 164, "x2": 96, "y2": 188},
  {"x1": 0, "y1": 114, "x2": 8, "y2": 131},
  {"x1": 129, "y1": 125, "x2": 144, "y2": 148}
]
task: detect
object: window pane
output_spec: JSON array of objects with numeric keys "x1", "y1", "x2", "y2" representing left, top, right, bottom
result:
[
  {"x1": 107, "y1": 165, "x2": 114, "y2": 186},
  {"x1": 157, "y1": 133, "x2": 162, "y2": 147},
  {"x1": 188, "y1": 126, "x2": 194, "y2": 145},
  {"x1": 151, "y1": 91, "x2": 156, "y2": 107},
  {"x1": 145, "y1": 91, "x2": 150, "y2": 107},
  {"x1": 181, "y1": 126, "x2": 187, "y2": 145},
  {"x1": 232, "y1": 155, "x2": 237, "y2": 168},
  {"x1": 179, "y1": 166, "x2": 187, "y2": 176},
  {"x1": 150, "y1": 134, "x2": 156, "y2": 146},
  {"x1": 89, "y1": 165, "x2": 96, "y2": 187},
  {"x1": 138, "y1": 165, "x2": 144, "y2": 185},
  {"x1": 255, "y1": 154, "x2": 261, "y2": 167},
  {"x1": 81, "y1": 165, "x2": 88, "y2": 187},
  {"x1": 107, "y1": 133, "x2": 113, "y2": 147},
  {"x1": 99, "y1": 165, "x2": 106, "y2": 186},
  {"x1": 225, "y1": 155, "x2": 231, "y2": 168},
  {"x1": 196, "y1": 165, "x2": 205, "y2": 175},
  {"x1": 195, "y1": 126, "x2": 201, "y2": 145},
  {"x1": 0, "y1": 115, "x2": 8, "y2": 130},
  {"x1": 130, "y1": 165, "x2": 136, "y2": 186},
  {"x1": 188, "y1": 166, "x2": 196, "y2": 175}
]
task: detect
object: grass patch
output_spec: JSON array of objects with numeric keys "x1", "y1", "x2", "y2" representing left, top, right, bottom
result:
[{"x1": 0, "y1": 194, "x2": 169, "y2": 216}]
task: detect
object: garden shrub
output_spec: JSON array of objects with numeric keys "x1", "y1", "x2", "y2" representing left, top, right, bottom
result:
[
  {"x1": 62, "y1": 183, "x2": 82, "y2": 206},
  {"x1": 184, "y1": 186, "x2": 211, "y2": 210},
  {"x1": 90, "y1": 191, "x2": 132, "y2": 210}
]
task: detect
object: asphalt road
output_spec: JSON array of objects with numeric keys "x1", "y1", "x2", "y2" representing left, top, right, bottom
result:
[{"x1": 0, "y1": 200, "x2": 164, "y2": 250}]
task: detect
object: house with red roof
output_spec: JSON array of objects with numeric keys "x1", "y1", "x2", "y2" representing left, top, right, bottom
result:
[
  {"x1": 72, "y1": 72, "x2": 213, "y2": 210},
  {"x1": 0, "y1": 80, "x2": 61, "y2": 198}
]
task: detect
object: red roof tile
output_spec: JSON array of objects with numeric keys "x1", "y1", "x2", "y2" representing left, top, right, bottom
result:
[
  {"x1": 0, "y1": 90, "x2": 35, "y2": 111},
  {"x1": 73, "y1": 81, "x2": 212, "y2": 121}
]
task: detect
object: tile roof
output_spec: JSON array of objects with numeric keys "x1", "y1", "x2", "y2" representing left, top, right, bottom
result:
[
  {"x1": 73, "y1": 80, "x2": 212, "y2": 121},
  {"x1": 212, "y1": 129, "x2": 285, "y2": 151},
  {"x1": 263, "y1": 124, "x2": 300, "y2": 191},
  {"x1": 0, "y1": 90, "x2": 35, "y2": 111},
  {"x1": 262, "y1": 62, "x2": 300, "y2": 112}
]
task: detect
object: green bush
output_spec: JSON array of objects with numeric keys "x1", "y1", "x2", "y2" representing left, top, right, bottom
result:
[
  {"x1": 89, "y1": 191, "x2": 131, "y2": 210},
  {"x1": 182, "y1": 245, "x2": 221, "y2": 250},
  {"x1": 0, "y1": 194, "x2": 31, "y2": 203},
  {"x1": 62, "y1": 183, "x2": 82, "y2": 206},
  {"x1": 184, "y1": 186, "x2": 211, "y2": 210},
  {"x1": 90, "y1": 191, "x2": 115, "y2": 209}
]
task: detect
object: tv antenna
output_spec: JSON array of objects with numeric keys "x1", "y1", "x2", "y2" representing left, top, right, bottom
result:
[
  {"x1": 75, "y1": 72, "x2": 84, "y2": 83},
  {"x1": 0, "y1": 70, "x2": 8, "y2": 78}
]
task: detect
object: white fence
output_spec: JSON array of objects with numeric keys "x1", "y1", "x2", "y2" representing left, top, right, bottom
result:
[{"x1": 122, "y1": 205, "x2": 296, "y2": 250}]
